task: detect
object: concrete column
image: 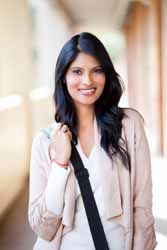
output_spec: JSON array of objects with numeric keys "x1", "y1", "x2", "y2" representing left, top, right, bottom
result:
[
  {"x1": 123, "y1": 0, "x2": 163, "y2": 155},
  {"x1": 162, "y1": 0, "x2": 167, "y2": 156}
]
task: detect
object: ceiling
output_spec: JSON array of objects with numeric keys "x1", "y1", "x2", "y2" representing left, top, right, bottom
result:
[{"x1": 56, "y1": 0, "x2": 131, "y2": 31}]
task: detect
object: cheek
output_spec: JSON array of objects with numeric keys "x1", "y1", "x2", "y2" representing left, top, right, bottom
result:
[
  {"x1": 97, "y1": 75, "x2": 106, "y2": 88},
  {"x1": 66, "y1": 75, "x2": 79, "y2": 92}
]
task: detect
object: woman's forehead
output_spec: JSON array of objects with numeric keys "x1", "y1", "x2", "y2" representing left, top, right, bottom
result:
[{"x1": 69, "y1": 52, "x2": 101, "y2": 68}]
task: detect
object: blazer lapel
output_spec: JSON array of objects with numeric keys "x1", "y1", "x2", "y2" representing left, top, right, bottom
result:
[
  {"x1": 93, "y1": 118, "x2": 123, "y2": 219},
  {"x1": 95, "y1": 145, "x2": 123, "y2": 219}
]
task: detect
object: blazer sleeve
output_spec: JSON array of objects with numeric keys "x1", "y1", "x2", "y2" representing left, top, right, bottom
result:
[
  {"x1": 28, "y1": 132, "x2": 71, "y2": 241},
  {"x1": 132, "y1": 112, "x2": 157, "y2": 250}
]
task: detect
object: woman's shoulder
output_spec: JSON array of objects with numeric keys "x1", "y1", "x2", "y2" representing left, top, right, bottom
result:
[
  {"x1": 120, "y1": 107, "x2": 146, "y2": 143},
  {"x1": 31, "y1": 121, "x2": 58, "y2": 147},
  {"x1": 121, "y1": 107, "x2": 144, "y2": 124},
  {"x1": 120, "y1": 107, "x2": 145, "y2": 137},
  {"x1": 40, "y1": 121, "x2": 58, "y2": 139}
]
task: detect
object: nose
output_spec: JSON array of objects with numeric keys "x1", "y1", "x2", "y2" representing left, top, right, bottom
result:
[{"x1": 82, "y1": 72, "x2": 92, "y2": 86}]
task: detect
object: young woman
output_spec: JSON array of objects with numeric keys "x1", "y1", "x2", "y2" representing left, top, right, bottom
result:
[{"x1": 28, "y1": 32, "x2": 157, "y2": 250}]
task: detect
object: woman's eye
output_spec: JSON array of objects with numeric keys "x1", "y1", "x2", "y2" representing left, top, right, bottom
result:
[
  {"x1": 94, "y1": 68, "x2": 103, "y2": 73},
  {"x1": 72, "y1": 69, "x2": 81, "y2": 75}
]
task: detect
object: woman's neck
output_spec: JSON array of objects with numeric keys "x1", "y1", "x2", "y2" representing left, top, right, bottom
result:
[{"x1": 76, "y1": 105, "x2": 95, "y2": 130}]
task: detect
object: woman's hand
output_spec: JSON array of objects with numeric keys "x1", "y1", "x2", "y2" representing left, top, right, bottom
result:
[{"x1": 49, "y1": 123, "x2": 72, "y2": 165}]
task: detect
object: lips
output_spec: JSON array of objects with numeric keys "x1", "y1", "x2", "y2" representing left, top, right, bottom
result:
[{"x1": 78, "y1": 88, "x2": 96, "y2": 95}]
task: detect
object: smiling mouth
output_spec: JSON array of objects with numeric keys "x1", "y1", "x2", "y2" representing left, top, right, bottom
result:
[{"x1": 78, "y1": 88, "x2": 96, "y2": 95}]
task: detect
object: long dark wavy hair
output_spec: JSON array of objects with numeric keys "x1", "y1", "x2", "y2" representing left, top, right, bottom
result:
[{"x1": 53, "y1": 32, "x2": 130, "y2": 169}]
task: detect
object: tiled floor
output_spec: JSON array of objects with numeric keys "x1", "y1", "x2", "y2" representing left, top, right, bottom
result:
[{"x1": 0, "y1": 157, "x2": 166, "y2": 250}]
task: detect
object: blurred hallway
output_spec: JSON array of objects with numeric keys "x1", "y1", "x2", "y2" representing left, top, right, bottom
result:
[
  {"x1": 0, "y1": 0, "x2": 166, "y2": 249},
  {"x1": 0, "y1": 183, "x2": 36, "y2": 250}
]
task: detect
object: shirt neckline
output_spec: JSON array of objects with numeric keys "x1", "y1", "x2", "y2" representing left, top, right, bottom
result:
[
  {"x1": 76, "y1": 116, "x2": 99, "y2": 162},
  {"x1": 77, "y1": 139, "x2": 96, "y2": 162}
]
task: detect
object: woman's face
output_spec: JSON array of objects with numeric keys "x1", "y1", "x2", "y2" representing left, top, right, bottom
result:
[{"x1": 65, "y1": 52, "x2": 106, "y2": 109}]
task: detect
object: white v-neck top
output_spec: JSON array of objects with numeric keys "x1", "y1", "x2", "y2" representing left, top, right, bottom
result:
[{"x1": 59, "y1": 118, "x2": 125, "y2": 250}]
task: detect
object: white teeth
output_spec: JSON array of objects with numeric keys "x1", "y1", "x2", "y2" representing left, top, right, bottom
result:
[{"x1": 79, "y1": 88, "x2": 95, "y2": 93}]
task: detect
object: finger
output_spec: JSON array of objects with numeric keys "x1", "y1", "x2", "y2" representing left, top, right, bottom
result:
[
  {"x1": 51, "y1": 123, "x2": 63, "y2": 137},
  {"x1": 61, "y1": 124, "x2": 69, "y2": 133},
  {"x1": 65, "y1": 131, "x2": 73, "y2": 140},
  {"x1": 56, "y1": 122, "x2": 63, "y2": 130}
]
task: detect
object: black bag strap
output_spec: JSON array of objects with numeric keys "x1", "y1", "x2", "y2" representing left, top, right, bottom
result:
[{"x1": 70, "y1": 141, "x2": 110, "y2": 250}]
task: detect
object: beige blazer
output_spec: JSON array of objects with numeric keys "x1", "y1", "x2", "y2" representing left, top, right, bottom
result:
[{"x1": 28, "y1": 108, "x2": 157, "y2": 250}]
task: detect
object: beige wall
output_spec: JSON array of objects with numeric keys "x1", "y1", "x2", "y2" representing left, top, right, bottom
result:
[
  {"x1": 0, "y1": 97, "x2": 30, "y2": 218},
  {"x1": 0, "y1": 0, "x2": 33, "y2": 97},
  {"x1": 0, "y1": 0, "x2": 73, "y2": 219},
  {"x1": 30, "y1": 0, "x2": 72, "y2": 90},
  {"x1": 0, "y1": 0, "x2": 73, "y2": 95},
  {"x1": 0, "y1": 0, "x2": 33, "y2": 218}
]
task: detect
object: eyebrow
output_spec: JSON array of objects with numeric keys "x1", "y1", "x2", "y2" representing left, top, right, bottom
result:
[{"x1": 70, "y1": 65, "x2": 102, "y2": 69}]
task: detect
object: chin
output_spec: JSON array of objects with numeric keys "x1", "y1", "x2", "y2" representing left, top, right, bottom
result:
[
  {"x1": 76, "y1": 99, "x2": 99, "y2": 107},
  {"x1": 73, "y1": 94, "x2": 102, "y2": 107}
]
